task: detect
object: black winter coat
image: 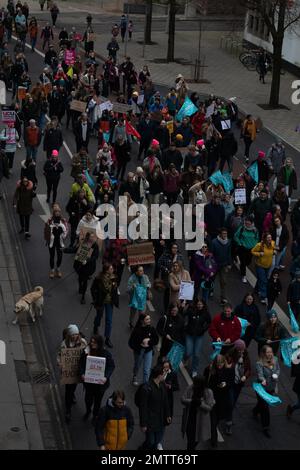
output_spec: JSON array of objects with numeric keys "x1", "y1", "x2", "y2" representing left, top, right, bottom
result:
[
  {"x1": 128, "y1": 325, "x2": 159, "y2": 354},
  {"x1": 184, "y1": 306, "x2": 211, "y2": 337},
  {"x1": 139, "y1": 379, "x2": 171, "y2": 431},
  {"x1": 43, "y1": 127, "x2": 63, "y2": 152}
]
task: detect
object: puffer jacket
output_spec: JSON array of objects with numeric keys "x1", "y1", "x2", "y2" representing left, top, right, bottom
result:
[
  {"x1": 13, "y1": 180, "x2": 34, "y2": 215},
  {"x1": 95, "y1": 398, "x2": 134, "y2": 450}
]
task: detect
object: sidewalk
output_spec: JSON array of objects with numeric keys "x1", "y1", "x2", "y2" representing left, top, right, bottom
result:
[
  {"x1": 87, "y1": 27, "x2": 300, "y2": 151},
  {"x1": 0, "y1": 200, "x2": 43, "y2": 450}
]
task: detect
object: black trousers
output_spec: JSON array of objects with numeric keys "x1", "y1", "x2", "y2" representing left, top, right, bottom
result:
[
  {"x1": 138, "y1": 139, "x2": 151, "y2": 160},
  {"x1": 83, "y1": 383, "x2": 106, "y2": 417},
  {"x1": 237, "y1": 246, "x2": 252, "y2": 276},
  {"x1": 19, "y1": 214, "x2": 30, "y2": 232},
  {"x1": 65, "y1": 383, "x2": 77, "y2": 414},
  {"x1": 244, "y1": 136, "x2": 253, "y2": 159},
  {"x1": 116, "y1": 163, "x2": 128, "y2": 181},
  {"x1": 253, "y1": 392, "x2": 271, "y2": 429},
  {"x1": 6, "y1": 151, "x2": 15, "y2": 169},
  {"x1": 46, "y1": 178, "x2": 59, "y2": 203},
  {"x1": 49, "y1": 244, "x2": 63, "y2": 269}
]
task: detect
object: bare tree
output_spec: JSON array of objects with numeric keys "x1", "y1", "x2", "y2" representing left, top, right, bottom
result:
[
  {"x1": 242, "y1": 0, "x2": 300, "y2": 107},
  {"x1": 144, "y1": 0, "x2": 153, "y2": 45}
]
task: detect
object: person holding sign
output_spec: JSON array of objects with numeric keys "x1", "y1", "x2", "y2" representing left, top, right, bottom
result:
[
  {"x1": 57, "y1": 324, "x2": 87, "y2": 423},
  {"x1": 80, "y1": 335, "x2": 115, "y2": 425},
  {"x1": 253, "y1": 345, "x2": 280, "y2": 438},
  {"x1": 168, "y1": 261, "x2": 191, "y2": 305}
]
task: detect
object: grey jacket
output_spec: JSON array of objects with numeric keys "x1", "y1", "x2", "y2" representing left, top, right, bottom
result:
[
  {"x1": 267, "y1": 144, "x2": 285, "y2": 175},
  {"x1": 256, "y1": 357, "x2": 280, "y2": 393},
  {"x1": 181, "y1": 385, "x2": 215, "y2": 442}
]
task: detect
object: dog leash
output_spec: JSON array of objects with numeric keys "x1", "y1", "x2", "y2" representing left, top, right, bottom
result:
[
  {"x1": 79, "y1": 304, "x2": 94, "y2": 330},
  {"x1": 44, "y1": 270, "x2": 76, "y2": 295}
]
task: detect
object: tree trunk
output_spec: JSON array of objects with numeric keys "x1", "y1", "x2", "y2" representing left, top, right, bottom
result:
[
  {"x1": 167, "y1": 0, "x2": 176, "y2": 62},
  {"x1": 144, "y1": 0, "x2": 153, "y2": 45},
  {"x1": 268, "y1": 1, "x2": 285, "y2": 107},
  {"x1": 269, "y1": 38, "x2": 284, "y2": 107}
]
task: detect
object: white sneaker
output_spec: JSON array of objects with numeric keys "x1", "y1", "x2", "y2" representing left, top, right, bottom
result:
[
  {"x1": 157, "y1": 443, "x2": 163, "y2": 450},
  {"x1": 260, "y1": 298, "x2": 267, "y2": 305},
  {"x1": 242, "y1": 276, "x2": 247, "y2": 283},
  {"x1": 192, "y1": 371, "x2": 198, "y2": 378},
  {"x1": 17, "y1": 143, "x2": 21, "y2": 148},
  {"x1": 117, "y1": 288, "x2": 120, "y2": 295}
]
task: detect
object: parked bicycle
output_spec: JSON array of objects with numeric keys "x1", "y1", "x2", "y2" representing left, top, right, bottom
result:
[{"x1": 239, "y1": 45, "x2": 285, "y2": 75}]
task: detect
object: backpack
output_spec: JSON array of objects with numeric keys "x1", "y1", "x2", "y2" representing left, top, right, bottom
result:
[{"x1": 134, "y1": 383, "x2": 151, "y2": 408}]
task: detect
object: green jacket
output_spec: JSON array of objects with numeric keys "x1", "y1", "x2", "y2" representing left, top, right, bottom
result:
[{"x1": 234, "y1": 225, "x2": 259, "y2": 250}]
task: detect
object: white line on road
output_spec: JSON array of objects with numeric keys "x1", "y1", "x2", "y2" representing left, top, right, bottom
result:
[
  {"x1": 12, "y1": 36, "x2": 74, "y2": 160},
  {"x1": 37, "y1": 194, "x2": 51, "y2": 222}
]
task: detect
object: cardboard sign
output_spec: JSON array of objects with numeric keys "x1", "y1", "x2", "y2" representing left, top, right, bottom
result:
[
  {"x1": 70, "y1": 100, "x2": 87, "y2": 113},
  {"x1": 60, "y1": 348, "x2": 82, "y2": 385},
  {"x1": 112, "y1": 102, "x2": 134, "y2": 113},
  {"x1": 84, "y1": 356, "x2": 106, "y2": 384},
  {"x1": 17, "y1": 86, "x2": 27, "y2": 101},
  {"x1": 127, "y1": 242, "x2": 155, "y2": 266},
  {"x1": 179, "y1": 281, "x2": 195, "y2": 301},
  {"x1": 2, "y1": 109, "x2": 15, "y2": 123},
  {"x1": 234, "y1": 188, "x2": 247, "y2": 205},
  {"x1": 6, "y1": 127, "x2": 17, "y2": 144}
]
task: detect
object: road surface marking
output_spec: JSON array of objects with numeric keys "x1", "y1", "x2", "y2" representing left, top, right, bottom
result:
[{"x1": 37, "y1": 194, "x2": 51, "y2": 222}]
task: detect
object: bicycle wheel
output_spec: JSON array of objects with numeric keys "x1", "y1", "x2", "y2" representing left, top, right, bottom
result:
[
  {"x1": 242, "y1": 55, "x2": 257, "y2": 71},
  {"x1": 239, "y1": 52, "x2": 251, "y2": 64}
]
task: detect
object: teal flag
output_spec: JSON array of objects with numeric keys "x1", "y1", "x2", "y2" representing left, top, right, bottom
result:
[
  {"x1": 247, "y1": 161, "x2": 259, "y2": 183},
  {"x1": 210, "y1": 341, "x2": 224, "y2": 360},
  {"x1": 238, "y1": 317, "x2": 249, "y2": 338},
  {"x1": 176, "y1": 96, "x2": 198, "y2": 122},
  {"x1": 103, "y1": 131, "x2": 110, "y2": 143},
  {"x1": 167, "y1": 341, "x2": 185, "y2": 371},
  {"x1": 84, "y1": 170, "x2": 95, "y2": 189},
  {"x1": 129, "y1": 284, "x2": 147, "y2": 311},
  {"x1": 280, "y1": 337, "x2": 299, "y2": 367},
  {"x1": 221, "y1": 171, "x2": 234, "y2": 193},
  {"x1": 209, "y1": 170, "x2": 224, "y2": 186},
  {"x1": 252, "y1": 382, "x2": 282, "y2": 406},
  {"x1": 288, "y1": 304, "x2": 299, "y2": 333}
]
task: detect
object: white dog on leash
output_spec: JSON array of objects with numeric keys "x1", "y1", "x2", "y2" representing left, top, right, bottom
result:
[{"x1": 12, "y1": 286, "x2": 44, "y2": 325}]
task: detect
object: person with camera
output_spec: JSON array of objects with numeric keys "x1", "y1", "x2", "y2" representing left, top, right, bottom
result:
[{"x1": 44, "y1": 206, "x2": 68, "y2": 278}]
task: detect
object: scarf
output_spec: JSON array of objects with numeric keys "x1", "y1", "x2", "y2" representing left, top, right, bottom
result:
[{"x1": 217, "y1": 236, "x2": 229, "y2": 246}]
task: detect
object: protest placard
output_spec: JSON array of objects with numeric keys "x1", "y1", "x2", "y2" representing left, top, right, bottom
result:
[
  {"x1": 0, "y1": 80, "x2": 6, "y2": 105},
  {"x1": 84, "y1": 356, "x2": 106, "y2": 384},
  {"x1": 100, "y1": 101, "x2": 113, "y2": 113},
  {"x1": 70, "y1": 100, "x2": 87, "y2": 113},
  {"x1": 179, "y1": 281, "x2": 195, "y2": 301},
  {"x1": 166, "y1": 121, "x2": 174, "y2": 135},
  {"x1": 127, "y1": 242, "x2": 155, "y2": 266},
  {"x1": 111, "y1": 102, "x2": 134, "y2": 113},
  {"x1": 1, "y1": 109, "x2": 15, "y2": 123},
  {"x1": 60, "y1": 348, "x2": 82, "y2": 385},
  {"x1": 234, "y1": 188, "x2": 247, "y2": 205}
]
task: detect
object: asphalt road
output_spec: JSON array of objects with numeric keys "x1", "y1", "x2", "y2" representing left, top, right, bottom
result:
[{"x1": 2, "y1": 34, "x2": 300, "y2": 450}]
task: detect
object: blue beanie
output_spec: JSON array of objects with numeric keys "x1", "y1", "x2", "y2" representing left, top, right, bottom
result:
[{"x1": 267, "y1": 309, "x2": 277, "y2": 319}]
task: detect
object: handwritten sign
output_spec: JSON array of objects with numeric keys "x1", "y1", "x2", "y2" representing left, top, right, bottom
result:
[
  {"x1": 0, "y1": 80, "x2": 6, "y2": 105},
  {"x1": 179, "y1": 281, "x2": 194, "y2": 301},
  {"x1": 65, "y1": 49, "x2": 76, "y2": 65},
  {"x1": 70, "y1": 100, "x2": 87, "y2": 113},
  {"x1": 84, "y1": 356, "x2": 106, "y2": 384},
  {"x1": 60, "y1": 348, "x2": 82, "y2": 385},
  {"x1": 127, "y1": 242, "x2": 154, "y2": 266},
  {"x1": 1, "y1": 109, "x2": 15, "y2": 124},
  {"x1": 234, "y1": 188, "x2": 247, "y2": 205}
]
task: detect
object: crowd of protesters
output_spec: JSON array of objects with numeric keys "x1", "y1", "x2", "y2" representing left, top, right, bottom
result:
[{"x1": 0, "y1": 1, "x2": 299, "y2": 452}]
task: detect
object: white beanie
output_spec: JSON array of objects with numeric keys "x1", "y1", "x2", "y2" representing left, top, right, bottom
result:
[{"x1": 67, "y1": 324, "x2": 79, "y2": 335}]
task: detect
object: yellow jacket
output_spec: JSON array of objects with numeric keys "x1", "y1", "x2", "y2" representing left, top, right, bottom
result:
[
  {"x1": 251, "y1": 241, "x2": 275, "y2": 268},
  {"x1": 243, "y1": 119, "x2": 257, "y2": 141}
]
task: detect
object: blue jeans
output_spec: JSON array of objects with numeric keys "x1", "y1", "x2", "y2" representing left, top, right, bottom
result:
[
  {"x1": 133, "y1": 349, "x2": 153, "y2": 383},
  {"x1": 144, "y1": 429, "x2": 164, "y2": 450},
  {"x1": 185, "y1": 335, "x2": 204, "y2": 374},
  {"x1": 256, "y1": 266, "x2": 269, "y2": 299},
  {"x1": 38, "y1": 113, "x2": 47, "y2": 132},
  {"x1": 104, "y1": 303, "x2": 113, "y2": 339},
  {"x1": 26, "y1": 145, "x2": 38, "y2": 161},
  {"x1": 31, "y1": 37, "x2": 37, "y2": 50}
]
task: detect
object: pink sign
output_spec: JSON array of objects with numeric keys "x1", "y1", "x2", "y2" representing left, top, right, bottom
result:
[{"x1": 64, "y1": 49, "x2": 76, "y2": 65}]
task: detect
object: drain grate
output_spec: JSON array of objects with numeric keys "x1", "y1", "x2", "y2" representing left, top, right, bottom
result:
[{"x1": 31, "y1": 369, "x2": 51, "y2": 384}]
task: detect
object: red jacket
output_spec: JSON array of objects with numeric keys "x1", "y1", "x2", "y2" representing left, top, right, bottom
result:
[
  {"x1": 209, "y1": 313, "x2": 241, "y2": 343},
  {"x1": 191, "y1": 112, "x2": 205, "y2": 137}
]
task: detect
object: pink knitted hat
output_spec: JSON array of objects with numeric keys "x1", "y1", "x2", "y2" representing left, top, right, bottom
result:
[{"x1": 197, "y1": 139, "x2": 205, "y2": 147}]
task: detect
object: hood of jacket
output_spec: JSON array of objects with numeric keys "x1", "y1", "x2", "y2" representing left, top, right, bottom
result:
[{"x1": 16, "y1": 179, "x2": 33, "y2": 190}]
